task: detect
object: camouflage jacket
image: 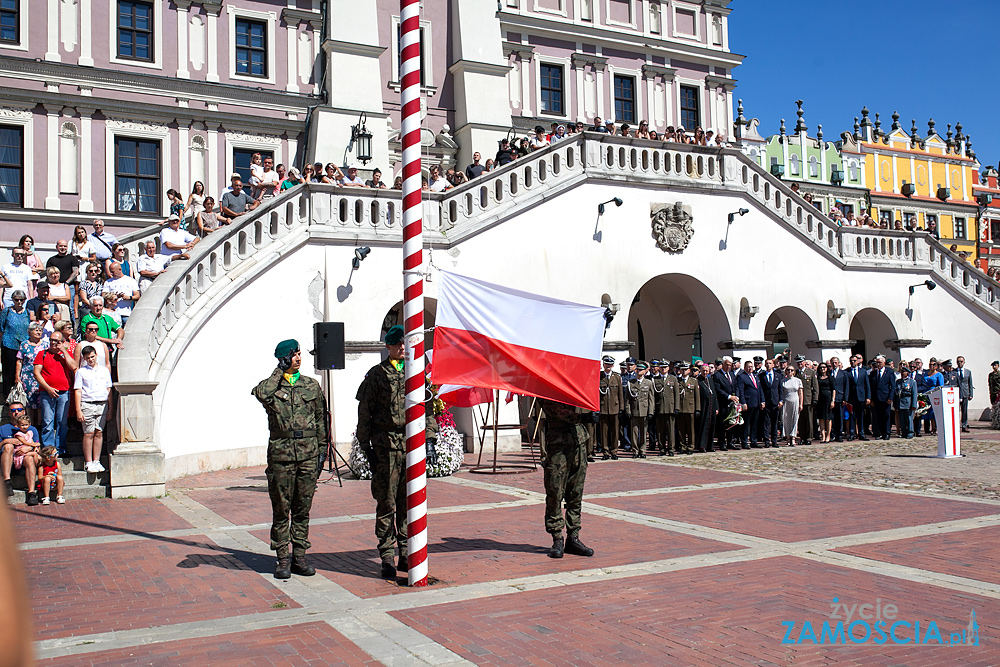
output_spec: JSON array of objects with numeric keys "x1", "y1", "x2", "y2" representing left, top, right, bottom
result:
[
  {"x1": 251, "y1": 368, "x2": 327, "y2": 462},
  {"x1": 537, "y1": 398, "x2": 587, "y2": 447},
  {"x1": 356, "y1": 359, "x2": 438, "y2": 452}
]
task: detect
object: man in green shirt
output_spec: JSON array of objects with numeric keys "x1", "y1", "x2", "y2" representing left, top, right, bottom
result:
[{"x1": 80, "y1": 297, "x2": 123, "y2": 350}]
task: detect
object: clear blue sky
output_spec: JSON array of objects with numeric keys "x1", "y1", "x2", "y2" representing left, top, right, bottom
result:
[{"x1": 729, "y1": 0, "x2": 998, "y2": 172}]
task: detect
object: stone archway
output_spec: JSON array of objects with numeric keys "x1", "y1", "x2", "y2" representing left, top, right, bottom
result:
[
  {"x1": 849, "y1": 308, "x2": 899, "y2": 361},
  {"x1": 764, "y1": 306, "x2": 821, "y2": 360},
  {"x1": 381, "y1": 297, "x2": 438, "y2": 350},
  {"x1": 628, "y1": 274, "x2": 731, "y2": 363}
]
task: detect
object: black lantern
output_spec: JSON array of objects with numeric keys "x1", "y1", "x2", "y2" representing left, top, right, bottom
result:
[{"x1": 352, "y1": 112, "x2": 373, "y2": 165}]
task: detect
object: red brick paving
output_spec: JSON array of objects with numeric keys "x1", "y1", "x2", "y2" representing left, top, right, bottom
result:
[
  {"x1": 11, "y1": 499, "x2": 192, "y2": 544},
  {"x1": 835, "y1": 524, "x2": 1000, "y2": 586},
  {"x1": 250, "y1": 504, "x2": 745, "y2": 598},
  {"x1": 457, "y1": 455, "x2": 760, "y2": 495},
  {"x1": 392, "y1": 555, "x2": 998, "y2": 666},
  {"x1": 24, "y1": 534, "x2": 296, "y2": 641},
  {"x1": 187, "y1": 477, "x2": 518, "y2": 527},
  {"x1": 38, "y1": 622, "x2": 379, "y2": 667},
  {"x1": 169, "y1": 465, "x2": 270, "y2": 490},
  {"x1": 590, "y1": 481, "x2": 999, "y2": 542}
]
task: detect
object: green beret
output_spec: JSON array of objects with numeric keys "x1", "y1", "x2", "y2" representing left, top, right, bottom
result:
[
  {"x1": 274, "y1": 339, "x2": 299, "y2": 359},
  {"x1": 385, "y1": 325, "x2": 405, "y2": 346}
]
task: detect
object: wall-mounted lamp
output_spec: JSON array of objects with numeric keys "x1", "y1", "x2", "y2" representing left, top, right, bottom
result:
[
  {"x1": 827, "y1": 300, "x2": 846, "y2": 320},
  {"x1": 739, "y1": 303, "x2": 759, "y2": 319},
  {"x1": 977, "y1": 193, "x2": 993, "y2": 207},
  {"x1": 727, "y1": 208, "x2": 750, "y2": 223},
  {"x1": 351, "y1": 112, "x2": 373, "y2": 165},
  {"x1": 830, "y1": 168, "x2": 844, "y2": 185},
  {"x1": 598, "y1": 197, "x2": 623, "y2": 215},
  {"x1": 901, "y1": 182, "x2": 916, "y2": 197},
  {"x1": 352, "y1": 246, "x2": 371, "y2": 270},
  {"x1": 908, "y1": 279, "x2": 936, "y2": 295},
  {"x1": 936, "y1": 186, "x2": 950, "y2": 201}
]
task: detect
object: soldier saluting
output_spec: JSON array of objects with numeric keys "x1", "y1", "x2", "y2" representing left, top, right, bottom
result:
[{"x1": 252, "y1": 339, "x2": 327, "y2": 580}]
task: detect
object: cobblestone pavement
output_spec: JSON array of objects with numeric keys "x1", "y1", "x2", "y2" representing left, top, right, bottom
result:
[{"x1": 10, "y1": 424, "x2": 1000, "y2": 665}]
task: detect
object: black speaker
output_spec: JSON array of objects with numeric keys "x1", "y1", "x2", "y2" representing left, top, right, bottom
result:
[{"x1": 313, "y1": 322, "x2": 345, "y2": 370}]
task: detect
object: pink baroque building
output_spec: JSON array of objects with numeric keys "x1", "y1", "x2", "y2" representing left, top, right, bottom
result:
[{"x1": 0, "y1": 0, "x2": 740, "y2": 246}]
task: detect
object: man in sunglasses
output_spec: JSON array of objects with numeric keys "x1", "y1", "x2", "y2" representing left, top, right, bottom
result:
[{"x1": 0, "y1": 401, "x2": 33, "y2": 499}]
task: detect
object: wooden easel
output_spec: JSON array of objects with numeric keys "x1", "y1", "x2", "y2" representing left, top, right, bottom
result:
[{"x1": 470, "y1": 391, "x2": 538, "y2": 474}]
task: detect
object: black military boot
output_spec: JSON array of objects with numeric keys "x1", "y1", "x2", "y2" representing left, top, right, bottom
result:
[
  {"x1": 397, "y1": 554, "x2": 408, "y2": 572},
  {"x1": 380, "y1": 560, "x2": 397, "y2": 579},
  {"x1": 291, "y1": 552, "x2": 316, "y2": 576},
  {"x1": 548, "y1": 534, "x2": 565, "y2": 559},
  {"x1": 565, "y1": 534, "x2": 594, "y2": 557},
  {"x1": 274, "y1": 548, "x2": 291, "y2": 580}
]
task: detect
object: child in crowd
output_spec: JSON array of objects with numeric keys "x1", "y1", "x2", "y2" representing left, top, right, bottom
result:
[
  {"x1": 166, "y1": 189, "x2": 186, "y2": 226},
  {"x1": 37, "y1": 446, "x2": 65, "y2": 505},
  {"x1": 10, "y1": 414, "x2": 41, "y2": 504}
]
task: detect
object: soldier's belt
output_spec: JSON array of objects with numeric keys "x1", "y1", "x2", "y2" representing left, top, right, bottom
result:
[{"x1": 273, "y1": 429, "x2": 318, "y2": 439}]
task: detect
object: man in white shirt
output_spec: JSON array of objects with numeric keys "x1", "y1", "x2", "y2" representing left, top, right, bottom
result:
[
  {"x1": 137, "y1": 240, "x2": 185, "y2": 291},
  {"x1": 0, "y1": 248, "x2": 34, "y2": 307},
  {"x1": 428, "y1": 165, "x2": 450, "y2": 192},
  {"x1": 102, "y1": 262, "x2": 141, "y2": 325},
  {"x1": 159, "y1": 215, "x2": 199, "y2": 258},
  {"x1": 88, "y1": 219, "x2": 118, "y2": 262},
  {"x1": 73, "y1": 345, "x2": 113, "y2": 473},
  {"x1": 259, "y1": 157, "x2": 281, "y2": 199},
  {"x1": 340, "y1": 166, "x2": 367, "y2": 187}
]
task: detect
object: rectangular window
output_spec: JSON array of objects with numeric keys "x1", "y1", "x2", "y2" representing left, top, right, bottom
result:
[
  {"x1": 679, "y1": 85, "x2": 699, "y2": 131},
  {"x1": 879, "y1": 210, "x2": 892, "y2": 226},
  {"x1": 115, "y1": 137, "x2": 159, "y2": 214},
  {"x1": 955, "y1": 217, "x2": 966, "y2": 239},
  {"x1": 539, "y1": 63, "x2": 563, "y2": 115},
  {"x1": 117, "y1": 1, "x2": 153, "y2": 61},
  {"x1": 233, "y1": 148, "x2": 274, "y2": 186},
  {"x1": 903, "y1": 212, "x2": 917, "y2": 228},
  {"x1": 0, "y1": 124, "x2": 22, "y2": 206},
  {"x1": 395, "y1": 25, "x2": 426, "y2": 86},
  {"x1": 613, "y1": 75, "x2": 635, "y2": 124},
  {"x1": 990, "y1": 219, "x2": 1000, "y2": 243},
  {"x1": 235, "y1": 18, "x2": 267, "y2": 77},
  {"x1": 0, "y1": 0, "x2": 18, "y2": 44}
]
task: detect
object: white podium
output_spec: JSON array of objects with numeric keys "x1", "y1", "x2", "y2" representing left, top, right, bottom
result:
[{"x1": 929, "y1": 386, "x2": 962, "y2": 458}]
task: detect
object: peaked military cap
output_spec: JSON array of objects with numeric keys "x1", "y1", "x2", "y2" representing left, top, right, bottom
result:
[
  {"x1": 626, "y1": 356, "x2": 637, "y2": 364},
  {"x1": 656, "y1": 360, "x2": 668, "y2": 367},
  {"x1": 384, "y1": 325, "x2": 405, "y2": 346},
  {"x1": 795, "y1": 354, "x2": 806, "y2": 361},
  {"x1": 679, "y1": 362, "x2": 691, "y2": 369},
  {"x1": 753, "y1": 356, "x2": 764, "y2": 362},
  {"x1": 636, "y1": 361, "x2": 649, "y2": 370},
  {"x1": 650, "y1": 358, "x2": 660, "y2": 366},
  {"x1": 274, "y1": 339, "x2": 299, "y2": 359},
  {"x1": 602, "y1": 355, "x2": 615, "y2": 363}
]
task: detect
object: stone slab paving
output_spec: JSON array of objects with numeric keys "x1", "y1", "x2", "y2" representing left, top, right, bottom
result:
[{"x1": 12, "y1": 434, "x2": 1000, "y2": 665}]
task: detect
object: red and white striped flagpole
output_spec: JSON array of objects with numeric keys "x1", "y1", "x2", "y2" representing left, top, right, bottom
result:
[{"x1": 400, "y1": 0, "x2": 427, "y2": 587}]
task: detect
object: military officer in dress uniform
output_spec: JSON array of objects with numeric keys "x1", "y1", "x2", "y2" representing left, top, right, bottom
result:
[
  {"x1": 252, "y1": 339, "x2": 327, "y2": 580},
  {"x1": 652, "y1": 359, "x2": 679, "y2": 455},
  {"x1": 677, "y1": 362, "x2": 701, "y2": 453},
  {"x1": 626, "y1": 361, "x2": 654, "y2": 458},
  {"x1": 797, "y1": 355, "x2": 818, "y2": 444},
  {"x1": 619, "y1": 358, "x2": 637, "y2": 452},
  {"x1": 598, "y1": 355, "x2": 622, "y2": 460}
]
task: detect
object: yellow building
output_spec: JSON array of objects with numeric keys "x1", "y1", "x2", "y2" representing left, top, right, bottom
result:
[{"x1": 841, "y1": 111, "x2": 979, "y2": 259}]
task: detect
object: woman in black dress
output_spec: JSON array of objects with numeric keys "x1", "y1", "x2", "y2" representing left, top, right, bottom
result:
[
  {"x1": 816, "y1": 362, "x2": 836, "y2": 443},
  {"x1": 696, "y1": 362, "x2": 718, "y2": 452}
]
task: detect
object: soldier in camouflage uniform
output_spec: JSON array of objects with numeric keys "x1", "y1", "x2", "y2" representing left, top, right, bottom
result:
[
  {"x1": 355, "y1": 325, "x2": 438, "y2": 579},
  {"x1": 538, "y1": 397, "x2": 595, "y2": 559},
  {"x1": 251, "y1": 339, "x2": 326, "y2": 580}
]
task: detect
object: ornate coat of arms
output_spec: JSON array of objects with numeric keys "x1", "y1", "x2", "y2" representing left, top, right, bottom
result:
[{"x1": 650, "y1": 202, "x2": 694, "y2": 253}]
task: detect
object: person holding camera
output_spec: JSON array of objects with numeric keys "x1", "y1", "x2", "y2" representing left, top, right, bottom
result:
[{"x1": 251, "y1": 339, "x2": 327, "y2": 580}]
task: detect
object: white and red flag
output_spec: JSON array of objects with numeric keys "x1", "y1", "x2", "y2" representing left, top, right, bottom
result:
[
  {"x1": 424, "y1": 350, "x2": 493, "y2": 408},
  {"x1": 432, "y1": 271, "x2": 606, "y2": 410}
]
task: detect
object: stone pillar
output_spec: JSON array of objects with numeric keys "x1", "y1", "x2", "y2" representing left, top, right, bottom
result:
[
  {"x1": 112, "y1": 382, "x2": 166, "y2": 499},
  {"x1": 46, "y1": 0, "x2": 61, "y2": 62},
  {"x1": 642, "y1": 64, "x2": 675, "y2": 131},
  {"x1": 78, "y1": 0, "x2": 93, "y2": 66},
  {"x1": 175, "y1": 0, "x2": 192, "y2": 78},
  {"x1": 204, "y1": 2, "x2": 221, "y2": 83},
  {"x1": 78, "y1": 107, "x2": 94, "y2": 211},
  {"x1": 44, "y1": 105, "x2": 60, "y2": 209}
]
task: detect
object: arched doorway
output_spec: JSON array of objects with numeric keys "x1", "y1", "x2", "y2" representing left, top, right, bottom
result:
[
  {"x1": 381, "y1": 297, "x2": 438, "y2": 352},
  {"x1": 628, "y1": 274, "x2": 731, "y2": 363},
  {"x1": 849, "y1": 308, "x2": 898, "y2": 361},
  {"x1": 764, "y1": 306, "x2": 820, "y2": 360}
]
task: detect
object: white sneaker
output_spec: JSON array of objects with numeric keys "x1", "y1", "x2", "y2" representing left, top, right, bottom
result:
[
  {"x1": 84, "y1": 461, "x2": 94, "y2": 473},
  {"x1": 56, "y1": 496, "x2": 65, "y2": 504},
  {"x1": 41, "y1": 497, "x2": 50, "y2": 505},
  {"x1": 93, "y1": 461, "x2": 106, "y2": 473}
]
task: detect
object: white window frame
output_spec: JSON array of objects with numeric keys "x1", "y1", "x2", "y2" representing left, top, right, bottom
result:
[
  {"x1": 227, "y1": 6, "x2": 277, "y2": 86},
  {"x1": 788, "y1": 153, "x2": 800, "y2": 176},
  {"x1": 608, "y1": 65, "x2": 641, "y2": 125},
  {"x1": 533, "y1": 0, "x2": 567, "y2": 18},
  {"x1": 674, "y1": 76, "x2": 703, "y2": 132},
  {"x1": 109, "y1": 0, "x2": 163, "y2": 71},
  {"x1": 647, "y1": 1, "x2": 663, "y2": 35},
  {"x1": 389, "y1": 15, "x2": 436, "y2": 94},
  {"x1": 954, "y1": 216, "x2": 967, "y2": 240},
  {"x1": 0, "y1": 111, "x2": 32, "y2": 207},
  {"x1": 535, "y1": 55, "x2": 571, "y2": 121},
  {"x1": 0, "y1": 0, "x2": 28, "y2": 52},
  {"x1": 671, "y1": 0, "x2": 702, "y2": 41},
  {"x1": 104, "y1": 121, "x2": 171, "y2": 216},
  {"x1": 808, "y1": 155, "x2": 819, "y2": 178},
  {"x1": 604, "y1": 0, "x2": 635, "y2": 29}
]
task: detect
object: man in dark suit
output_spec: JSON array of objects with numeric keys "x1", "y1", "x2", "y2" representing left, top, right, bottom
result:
[
  {"x1": 869, "y1": 355, "x2": 896, "y2": 440},
  {"x1": 736, "y1": 360, "x2": 763, "y2": 448},
  {"x1": 846, "y1": 354, "x2": 871, "y2": 441},
  {"x1": 829, "y1": 357, "x2": 849, "y2": 441},
  {"x1": 759, "y1": 358, "x2": 783, "y2": 448},
  {"x1": 954, "y1": 356, "x2": 974, "y2": 432},
  {"x1": 713, "y1": 357, "x2": 740, "y2": 450}
]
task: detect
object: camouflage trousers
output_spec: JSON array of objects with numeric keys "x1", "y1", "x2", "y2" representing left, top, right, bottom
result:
[
  {"x1": 371, "y1": 448, "x2": 407, "y2": 565},
  {"x1": 542, "y1": 439, "x2": 588, "y2": 536},
  {"x1": 266, "y1": 456, "x2": 320, "y2": 554}
]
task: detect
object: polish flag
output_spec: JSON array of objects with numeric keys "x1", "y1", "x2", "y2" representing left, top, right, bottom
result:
[
  {"x1": 424, "y1": 350, "x2": 493, "y2": 408},
  {"x1": 432, "y1": 271, "x2": 606, "y2": 410}
]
